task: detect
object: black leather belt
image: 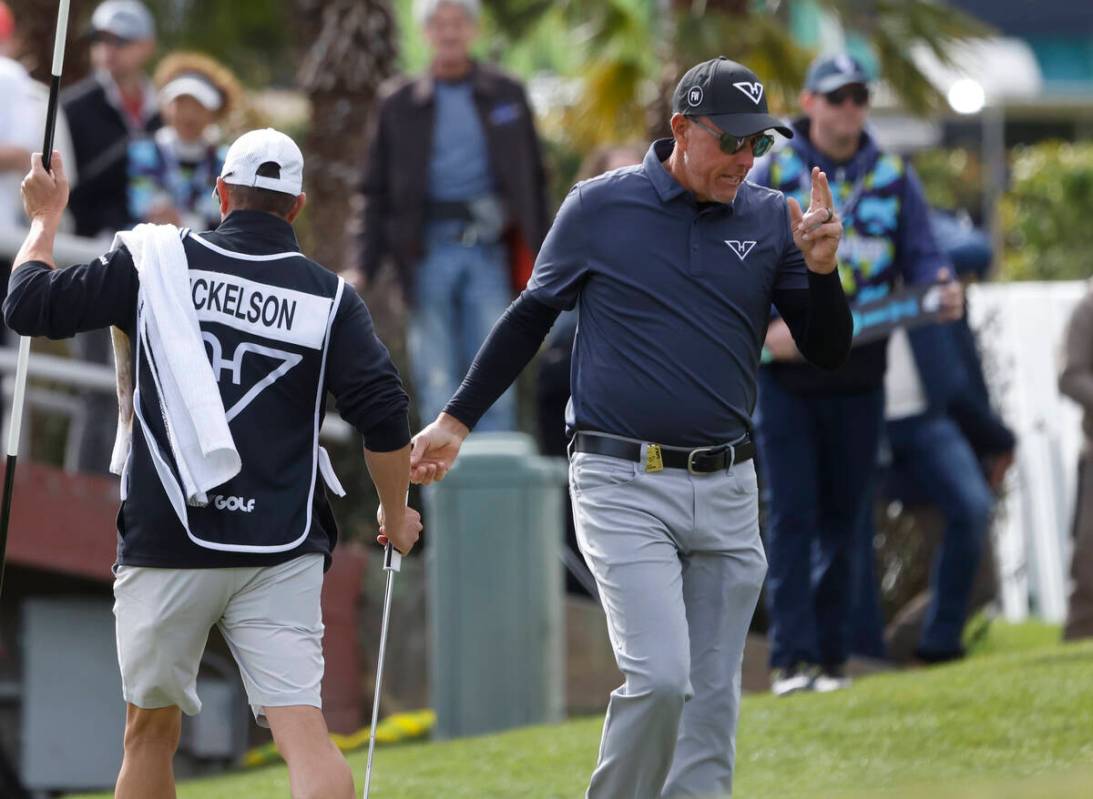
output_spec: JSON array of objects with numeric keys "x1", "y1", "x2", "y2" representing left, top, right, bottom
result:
[{"x1": 570, "y1": 432, "x2": 754, "y2": 474}]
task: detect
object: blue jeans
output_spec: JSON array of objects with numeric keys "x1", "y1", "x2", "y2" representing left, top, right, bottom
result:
[
  {"x1": 883, "y1": 414, "x2": 995, "y2": 656},
  {"x1": 756, "y1": 372, "x2": 885, "y2": 669},
  {"x1": 407, "y1": 222, "x2": 516, "y2": 430}
]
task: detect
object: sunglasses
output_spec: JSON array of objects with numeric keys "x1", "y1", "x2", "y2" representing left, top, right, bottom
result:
[
  {"x1": 822, "y1": 84, "x2": 870, "y2": 107},
  {"x1": 90, "y1": 31, "x2": 135, "y2": 48},
  {"x1": 689, "y1": 118, "x2": 775, "y2": 158}
]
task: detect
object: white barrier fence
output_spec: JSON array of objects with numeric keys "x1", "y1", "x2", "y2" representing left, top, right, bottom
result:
[{"x1": 968, "y1": 281, "x2": 1086, "y2": 623}]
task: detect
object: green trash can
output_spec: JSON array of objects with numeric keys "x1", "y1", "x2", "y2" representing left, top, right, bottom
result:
[{"x1": 424, "y1": 432, "x2": 568, "y2": 739}]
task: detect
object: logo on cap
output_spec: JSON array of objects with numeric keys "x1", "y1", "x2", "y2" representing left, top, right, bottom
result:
[
  {"x1": 687, "y1": 86, "x2": 704, "y2": 107},
  {"x1": 733, "y1": 82, "x2": 764, "y2": 105},
  {"x1": 835, "y1": 54, "x2": 857, "y2": 75},
  {"x1": 725, "y1": 240, "x2": 757, "y2": 261}
]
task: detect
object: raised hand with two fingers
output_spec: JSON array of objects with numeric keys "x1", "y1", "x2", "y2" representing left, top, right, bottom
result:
[{"x1": 787, "y1": 165, "x2": 842, "y2": 275}]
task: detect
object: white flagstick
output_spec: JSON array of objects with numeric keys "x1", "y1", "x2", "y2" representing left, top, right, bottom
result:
[
  {"x1": 5, "y1": 339, "x2": 31, "y2": 460},
  {"x1": 362, "y1": 542, "x2": 402, "y2": 798},
  {"x1": 43, "y1": 0, "x2": 70, "y2": 171},
  {"x1": 0, "y1": 0, "x2": 70, "y2": 598}
]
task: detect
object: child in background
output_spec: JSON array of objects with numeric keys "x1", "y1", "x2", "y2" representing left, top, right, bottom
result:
[{"x1": 129, "y1": 52, "x2": 241, "y2": 230}]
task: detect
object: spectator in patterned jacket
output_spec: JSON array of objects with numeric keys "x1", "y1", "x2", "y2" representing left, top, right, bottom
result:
[
  {"x1": 129, "y1": 52, "x2": 242, "y2": 231},
  {"x1": 750, "y1": 53, "x2": 964, "y2": 695}
]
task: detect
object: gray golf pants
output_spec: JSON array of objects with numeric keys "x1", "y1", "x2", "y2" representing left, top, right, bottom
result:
[{"x1": 571, "y1": 451, "x2": 766, "y2": 799}]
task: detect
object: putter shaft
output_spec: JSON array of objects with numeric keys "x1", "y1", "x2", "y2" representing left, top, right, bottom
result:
[
  {"x1": 0, "y1": 0, "x2": 70, "y2": 601},
  {"x1": 363, "y1": 546, "x2": 400, "y2": 798}
]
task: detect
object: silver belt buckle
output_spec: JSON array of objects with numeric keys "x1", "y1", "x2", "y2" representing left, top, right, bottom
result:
[
  {"x1": 687, "y1": 445, "x2": 715, "y2": 474},
  {"x1": 687, "y1": 444, "x2": 734, "y2": 474}
]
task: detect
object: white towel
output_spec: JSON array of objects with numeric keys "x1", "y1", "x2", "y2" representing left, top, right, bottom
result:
[{"x1": 109, "y1": 224, "x2": 240, "y2": 506}]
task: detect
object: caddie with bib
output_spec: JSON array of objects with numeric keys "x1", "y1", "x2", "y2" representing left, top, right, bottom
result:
[{"x1": 6, "y1": 128, "x2": 422, "y2": 799}]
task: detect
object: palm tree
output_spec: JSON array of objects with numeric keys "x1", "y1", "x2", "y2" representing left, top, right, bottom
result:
[{"x1": 495, "y1": 0, "x2": 990, "y2": 148}]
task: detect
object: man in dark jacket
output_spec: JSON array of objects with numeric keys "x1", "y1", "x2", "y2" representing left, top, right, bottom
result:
[
  {"x1": 356, "y1": 0, "x2": 548, "y2": 430},
  {"x1": 849, "y1": 213, "x2": 1015, "y2": 663},
  {"x1": 872, "y1": 319, "x2": 1015, "y2": 663}
]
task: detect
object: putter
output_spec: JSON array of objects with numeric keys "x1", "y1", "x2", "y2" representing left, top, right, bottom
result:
[
  {"x1": 362, "y1": 542, "x2": 402, "y2": 798},
  {"x1": 0, "y1": 0, "x2": 70, "y2": 599}
]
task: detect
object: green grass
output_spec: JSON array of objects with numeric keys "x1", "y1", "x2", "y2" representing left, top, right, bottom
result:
[
  {"x1": 963, "y1": 615, "x2": 1061, "y2": 657},
  {"x1": 74, "y1": 624, "x2": 1093, "y2": 798}
]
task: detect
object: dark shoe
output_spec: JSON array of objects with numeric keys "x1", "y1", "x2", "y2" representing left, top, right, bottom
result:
[{"x1": 913, "y1": 647, "x2": 965, "y2": 665}]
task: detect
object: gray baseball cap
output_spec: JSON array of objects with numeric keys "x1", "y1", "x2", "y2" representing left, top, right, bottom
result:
[
  {"x1": 90, "y1": 0, "x2": 155, "y2": 42},
  {"x1": 672, "y1": 57, "x2": 793, "y2": 139},
  {"x1": 805, "y1": 53, "x2": 871, "y2": 94}
]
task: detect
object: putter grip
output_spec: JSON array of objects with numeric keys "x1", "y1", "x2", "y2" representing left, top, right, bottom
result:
[{"x1": 384, "y1": 543, "x2": 402, "y2": 573}]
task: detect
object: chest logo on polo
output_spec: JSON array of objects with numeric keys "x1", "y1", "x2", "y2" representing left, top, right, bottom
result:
[
  {"x1": 725, "y1": 240, "x2": 757, "y2": 261},
  {"x1": 733, "y1": 82, "x2": 764, "y2": 105},
  {"x1": 202, "y1": 331, "x2": 303, "y2": 423}
]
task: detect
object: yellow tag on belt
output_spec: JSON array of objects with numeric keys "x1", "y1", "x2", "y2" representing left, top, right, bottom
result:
[{"x1": 645, "y1": 443, "x2": 664, "y2": 473}]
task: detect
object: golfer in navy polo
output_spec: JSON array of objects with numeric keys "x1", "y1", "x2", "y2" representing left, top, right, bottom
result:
[{"x1": 411, "y1": 57, "x2": 853, "y2": 798}]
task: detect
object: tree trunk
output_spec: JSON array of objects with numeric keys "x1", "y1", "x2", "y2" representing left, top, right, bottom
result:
[
  {"x1": 292, "y1": 0, "x2": 408, "y2": 564},
  {"x1": 294, "y1": 0, "x2": 397, "y2": 274}
]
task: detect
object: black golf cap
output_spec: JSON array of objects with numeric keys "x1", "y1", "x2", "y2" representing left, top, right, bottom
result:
[
  {"x1": 805, "y1": 53, "x2": 871, "y2": 94},
  {"x1": 672, "y1": 56, "x2": 793, "y2": 139}
]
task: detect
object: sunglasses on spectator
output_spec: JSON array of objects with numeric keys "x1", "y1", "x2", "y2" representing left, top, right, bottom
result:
[
  {"x1": 689, "y1": 118, "x2": 775, "y2": 158},
  {"x1": 822, "y1": 84, "x2": 870, "y2": 107}
]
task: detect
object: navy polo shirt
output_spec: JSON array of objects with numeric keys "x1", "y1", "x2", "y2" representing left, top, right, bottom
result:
[{"x1": 526, "y1": 139, "x2": 809, "y2": 447}]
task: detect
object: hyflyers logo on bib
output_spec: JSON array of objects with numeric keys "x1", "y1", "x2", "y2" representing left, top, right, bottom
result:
[
  {"x1": 203, "y1": 332, "x2": 304, "y2": 423},
  {"x1": 726, "y1": 240, "x2": 757, "y2": 261},
  {"x1": 733, "y1": 82, "x2": 764, "y2": 105}
]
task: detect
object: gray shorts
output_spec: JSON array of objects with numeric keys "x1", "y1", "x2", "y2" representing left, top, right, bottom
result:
[{"x1": 113, "y1": 554, "x2": 325, "y2": 726}]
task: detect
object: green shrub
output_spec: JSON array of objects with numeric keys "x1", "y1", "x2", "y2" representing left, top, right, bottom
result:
[
  {"x1": 913, "y1": 147, "x2": 984, "y2": 218},
  {"x1": 1000, "y1": 141, "x2": 1093, "y2": 281}
]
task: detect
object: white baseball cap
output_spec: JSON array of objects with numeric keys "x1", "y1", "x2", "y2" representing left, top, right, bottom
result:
[{"x1": 219, "y1": 129, "x2": 304, "y2": 197}]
